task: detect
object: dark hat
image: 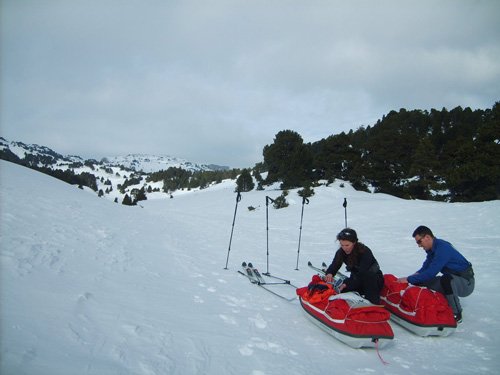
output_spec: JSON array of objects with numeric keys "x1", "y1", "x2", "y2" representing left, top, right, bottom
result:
[{"x1": 337, "y1": 228, "x2": 358, "y2": 242}]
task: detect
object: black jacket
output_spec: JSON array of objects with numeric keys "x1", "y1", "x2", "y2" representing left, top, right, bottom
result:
[{"x1": 325, "y1": 242, "x2": 381, "y2": 278}]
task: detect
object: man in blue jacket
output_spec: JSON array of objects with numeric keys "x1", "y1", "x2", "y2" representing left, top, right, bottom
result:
[{"x1": 397, "y1": 225, "x2": 475, "y2": 323}]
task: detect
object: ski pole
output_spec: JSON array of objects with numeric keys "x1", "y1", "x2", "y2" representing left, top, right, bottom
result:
[
  {"x1": 224, "y1": 191, "x2": 242, "y2": 269},
  {"x1": 343, "y1": 198, "x2": 348, "y2": 228},
  {"x1": 264, "y1": 196, "x2": 275, "y2": 275},
  {"x1": 295, "y1": 196, "x2": 309, "y2": 270}
]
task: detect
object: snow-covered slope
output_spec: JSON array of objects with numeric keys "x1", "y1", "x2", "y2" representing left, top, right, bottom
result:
[
  {"x1": 1, "y1": 160, "x2": 499, "y2": 374},
  {"x1": 0, "y1": 138, "x2": 229, "y2": 204}
]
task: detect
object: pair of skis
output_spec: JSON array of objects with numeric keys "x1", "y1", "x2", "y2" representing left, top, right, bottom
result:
[
  {"x1": 238, "y1": 262, "x2": 298, "y2": 301},
  {"x1": 307, "y1": 260, "x2": 328, "y2": 275},
  {"x1": 238, "y1": 261, "x2": 347, "y2": 301}
]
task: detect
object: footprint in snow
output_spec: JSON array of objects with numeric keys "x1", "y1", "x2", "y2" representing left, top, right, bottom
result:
[
  {"x1": 249, "y1": 314, "x2": 267, "y2": 329},
  {"x1": 238, "y1": 345, "x2": 253, "y2": 356},
  {"x1": 474, "y1": 331, "x2": 489, "y2": 340},
  {"x1": 219, "y1": 314, "x2": 237, "y2": 325},
  {"x1": 239, "y1": 337, "x2": 297, "y2": 356},
  {"x1": 77, "y1": 292, "x2": 93, "y2": 302},
  {"x1": 122, "y1": 324, "x2": 143, "y2": 336},
  {"x1": 219, "y1": 295, "x2": 246, "y2": 308},
  {"x1": 198, "y1": 282, "x2": 216, "y2": 292}
]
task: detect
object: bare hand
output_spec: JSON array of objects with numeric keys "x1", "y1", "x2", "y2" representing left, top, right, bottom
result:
[{"x1": 324, "y1": 273, "x2": 334, "y2": 283}]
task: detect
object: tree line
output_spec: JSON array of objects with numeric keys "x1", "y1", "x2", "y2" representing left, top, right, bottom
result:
[
  {"x1": 258, "y1": 103, "x2": 499, "y2": 202},
  {"x1": 148, "y1": 167, "x2": 240, "y2": 193}
]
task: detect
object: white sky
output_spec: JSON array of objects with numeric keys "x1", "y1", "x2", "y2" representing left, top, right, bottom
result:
[{"x1": 1, "y1": 0, "x2": 499, "y2": 168}]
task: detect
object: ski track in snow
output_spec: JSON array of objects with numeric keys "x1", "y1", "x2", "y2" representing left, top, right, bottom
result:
[{"x1": 1, "y1": 160, "x2": 500, "y2": 374}]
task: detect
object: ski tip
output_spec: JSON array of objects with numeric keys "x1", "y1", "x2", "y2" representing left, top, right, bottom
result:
[
  {"x1": 248, "y1": 262, "x2": 253, "y2": 268},
  {"x1": 322, "y1": 262, "x2": 327, "y2": 267},
  {"x1": 242, "y1": 262, "x2": 247, "y2": 267},
  {"x1": 307, "y1": 261, "x2": 312, "y2": 266}
]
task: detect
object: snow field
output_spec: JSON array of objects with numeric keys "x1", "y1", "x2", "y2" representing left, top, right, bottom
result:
[{"x1": 1, "y1": 160, "x2": 499, "y2": 374}]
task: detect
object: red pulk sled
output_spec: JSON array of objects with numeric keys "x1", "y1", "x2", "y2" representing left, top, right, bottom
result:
[
  {"x1": 297, "y1": 275, "x2": 394, "y2": 349},
  {"x1": 380, "y1": 274, "x2": 457, "y2": 336}
]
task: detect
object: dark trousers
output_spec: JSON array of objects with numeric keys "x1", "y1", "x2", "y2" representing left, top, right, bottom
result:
[
  {"x1": 419, "y1": 274, "x2": 475, "y2": 315},
  {"x1": 343, "y1": 271, "x2": 384, "y2": 304}
]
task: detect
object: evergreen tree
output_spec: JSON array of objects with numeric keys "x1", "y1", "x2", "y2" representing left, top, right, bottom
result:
[
  {"x1": 407, "y1": 138, "x2": 441, "y2": 199},
  {"x1": 122, "y1": 194, "x2": 134, "y2": 206},
  {"x1": 252, "y1": 169, "x2": 263, "y2": 183},
  {"x1": 298, "y1": 186, "x2": 315, "y2": 198},
  {"x1": 131, "y1": 187, "x2": 147, "y2": 203},
  {"x1": 273, "y1": 190, "x2": 289, "y2": 209},
  {"x1": 235, "y1": 169, "x2": 255, "y2": 192},
  {"x1": 263, "y1": 130, "x2": 313, "y2": 189}
]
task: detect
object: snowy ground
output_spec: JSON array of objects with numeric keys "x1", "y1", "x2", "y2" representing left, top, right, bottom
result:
[{"x1": 1, "y1": 159, "x2": 499, "y2": 375}]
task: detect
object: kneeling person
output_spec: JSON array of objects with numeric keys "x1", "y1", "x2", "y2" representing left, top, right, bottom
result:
[
  {"x1": 397, "y1": 225, "x2": 475, "y2": 323},
  {"x1": 325, "y1": 228, "x2": 384, "y2": 305}
]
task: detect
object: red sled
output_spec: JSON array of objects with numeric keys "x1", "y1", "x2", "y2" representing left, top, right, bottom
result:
[
  {"x1": 380, "y1": 274, "x2": 457, "y2": 336},
  {"x1": 297, "y1": 276, "x2": 394, "y2": 349}
]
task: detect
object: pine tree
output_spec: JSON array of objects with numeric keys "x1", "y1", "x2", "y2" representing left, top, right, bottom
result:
[
  {"x1": 122, "y1": 194, "x2": 134, "y2": 206},
  {"x1": 263, "y1": 130, "x2": 312, "y2": 189},
  {"x1": 235, "y1": 169, "x2": 255, "y2": 192},
  {"x1": 273, "y1": 190, "x2": 289, "y2": 209}
]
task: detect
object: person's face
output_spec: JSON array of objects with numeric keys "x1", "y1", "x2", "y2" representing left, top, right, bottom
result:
[
  {"x1": 414, "y1": 234, "x2": 432, "y2": 250},
  {"x1": 340, "y1": 240, "x2": 355, "y2": 254}
]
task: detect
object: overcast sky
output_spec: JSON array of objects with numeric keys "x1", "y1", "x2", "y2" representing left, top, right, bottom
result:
[{"x1": 1, "y1": 0, "x2": 499, "y2": 168}]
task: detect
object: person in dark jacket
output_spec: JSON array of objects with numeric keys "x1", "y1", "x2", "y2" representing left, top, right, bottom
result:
[
  {"x1": 397, "y1": 225, "x2": 475, "y2": 323},
  {"x1": 325, "y1": 228, "x2": 384, "y2": 304}
]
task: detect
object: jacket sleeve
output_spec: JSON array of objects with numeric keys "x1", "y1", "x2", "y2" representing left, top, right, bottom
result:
[
  {"x1": 408, "y1": 243, "x2": 451, "y2": 284},
  {"x1": 325, "y1": 249, "x2": 344, "y2": 275}
]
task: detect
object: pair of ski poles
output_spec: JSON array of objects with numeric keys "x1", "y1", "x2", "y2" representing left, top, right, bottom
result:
[{"x1": 224, "y1": 192, "x2": 348, "y2": 271}]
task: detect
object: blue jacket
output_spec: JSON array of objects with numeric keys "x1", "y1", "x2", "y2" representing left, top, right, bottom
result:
[{"x1": 407, "y1": 238, "x2": 470, "y2": 285}]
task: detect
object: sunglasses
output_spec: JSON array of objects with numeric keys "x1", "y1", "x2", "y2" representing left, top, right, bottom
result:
[
  {"x1": 337, "y1": 230, "x2": 355, "y2": 240},
  {"x1": 415, "y1": 236, "x2": 425, "y2": 245},
  {"x1": 339, "y1": 231, "x2": 353, "y2": 237}
]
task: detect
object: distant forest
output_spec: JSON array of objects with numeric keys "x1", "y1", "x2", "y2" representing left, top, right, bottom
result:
[{"x1": 259, "y1": 102, "x2": 499, "y2": 202}]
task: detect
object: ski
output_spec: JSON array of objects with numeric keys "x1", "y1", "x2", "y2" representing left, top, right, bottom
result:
[
  {"x1": 323, "y1": 261, "x2": 348, "y2": 280},
  {"x1": 238, "y1": 262, "x2": 258, "y2": 284},
  {"x1": 307, "y1": 261, "x2": 326, "y2": 275},
  {"x1": 251, "y1": 263, "x2": 299, "y2": 288},
  {"x1": 248, "y1": 262, "x2": 266, "y2": 284},
  {"x1": 251, "y1": 263, "x2": 298, "y2": 287},
  {"x1": 308, "y1": 261, "x2": 348, "y2": 279},
  {"x1": 238, "y1": 261, "x2": 297, "y2": 302}
]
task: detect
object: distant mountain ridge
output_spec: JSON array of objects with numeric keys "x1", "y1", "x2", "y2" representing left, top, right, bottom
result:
[
  {"x1": 1, "y1": 138, "x2": 81, "y2": 163},
  {"x1": 0, "y1": 138, "x2": 228, "y2": 173},
  {"x1": 0, "y1": 137, "x2": 233, "y2": 204},
  {"x1": 104, "y1": 154, "x2": 229, "y2": 173}
]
